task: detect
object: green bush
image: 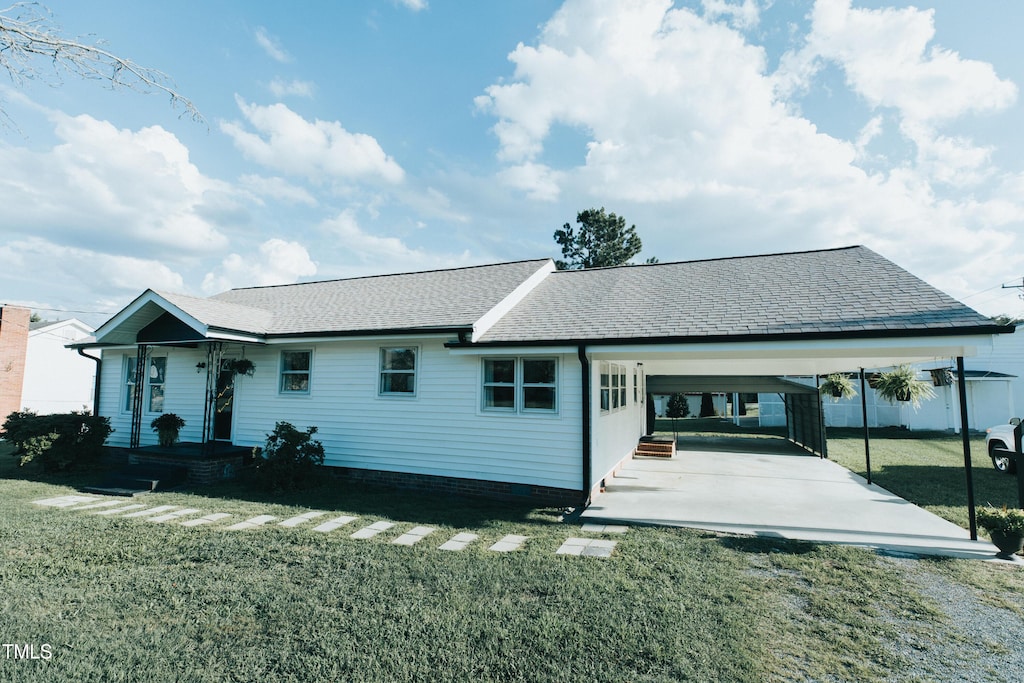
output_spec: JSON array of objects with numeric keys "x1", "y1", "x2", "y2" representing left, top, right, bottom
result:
[
  {"x1": 2, "y1": 410, "x2": 113, "y2": 471},
  {"x1": 250, "y1": 421, "x2": 325, "y2": 492}
]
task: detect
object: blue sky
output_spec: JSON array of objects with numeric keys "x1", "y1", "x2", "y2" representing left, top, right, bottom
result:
[{"x1": 2, "y1": 0, "x2": 1023, "y2": 327}]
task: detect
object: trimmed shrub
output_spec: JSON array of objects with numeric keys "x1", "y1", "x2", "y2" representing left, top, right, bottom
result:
[
  {"x1": 250, "y1": 421, "x2": 325, "y2": 492},
  {"x1": 2, "y1": 410, "x2": 113, "y2": 471}
]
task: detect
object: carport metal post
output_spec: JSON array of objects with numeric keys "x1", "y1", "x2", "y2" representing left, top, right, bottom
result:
[
  {"x1": 956, "y1": 356, "x2": 978, "y2": 541},
  {"x1": 860, "y1": 368, "x2": 872, "y2": 486}
]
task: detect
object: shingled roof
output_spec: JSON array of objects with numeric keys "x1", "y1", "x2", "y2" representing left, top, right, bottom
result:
[
  {"x1": 475, "y1": 246, "x2": 1000, "y2": 344},
  {"x1": 204, "y1": 258, "x2": 553, "y2": 336}
]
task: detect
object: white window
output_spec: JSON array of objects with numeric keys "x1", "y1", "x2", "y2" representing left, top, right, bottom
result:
[
  {"x1": 149, "y1": 357, "x2": 166, "y2": 413},
  {"x1": 280, "y1": 350, "x2": 311, "y2": 394},
  {"x1": 483, "y1": 358, "x2": 516, "y2": 410},
  {"x1": 482, "y1": 357, "x2": 557, "y2": 413},
  {"x1": 123, "y1": 356, "x2": 137, "y2": 413},
  {"x1": 380, "y1": 347, "x2": 417, "y2": 395},
  {"x1": 600, "y1": 362, "x2": 630, "y2": 413}
]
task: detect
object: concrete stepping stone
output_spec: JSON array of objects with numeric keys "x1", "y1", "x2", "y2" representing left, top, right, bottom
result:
[
  {"x1": 94, "y1": 504, "x2": 148, "y2": 516},
  {"x1": 556, "y1": 537, "x2": 617, "y2": 558},
  {"x1": 148, "y1": 508, "x2": 201, "y2": 523},
  {"x1": 278, "y1": 511, "x2": 328, "y2": 528},
  {"x1": 181, "y1": 513, "x2": 232, "y2": 527},
  {"x1": 224, "y1": 515, "x2": 277, "y2": 530},
  {"x1": 33, "y1": 495, "x2": 99, "y2": 508},
  {"x1": 438, "y1": 532, "x2": 478, "y2": 551},
  {"x1": 580, "y1": 523, "x2": 629, "y2": 534},
  {"x1": 392, "y1": 526, "x2": 435, "y2": 546},
  {"x1": 350, "y1": 521, "x2": 394, "y2": 540},
  {"x1": 311, "y1": 515, "x2": 358, "y2": 533},
  {"x1": 489, "y1": 534, "x2": 528, "y2": 552},
  {"x1": 68, "y1": 500, "x2": 129, "y2": 511},
  {"x1": 120, "y1": 505, "x2": 179, "y2": 519}
]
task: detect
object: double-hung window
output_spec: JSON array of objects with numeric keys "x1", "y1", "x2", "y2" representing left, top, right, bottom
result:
[
  {"x1": 149, "y1": 357, "x2": 166, "y2": 412},
  {"x1": 280, "y1": 350, "x2": 311, "y2": 394},
  {"x1": 380, "y1": 347, "x2": 417, "y2": 395},
  {"x1": 124, "y1": 356, "x2": 137, "y2": 412},
  {"x1": 482, "y1": 357, "x2": 557, "y2": 413}
]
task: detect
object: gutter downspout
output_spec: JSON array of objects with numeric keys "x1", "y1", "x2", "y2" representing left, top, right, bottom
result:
[
  {"x1": 578, "y1": 344, "x2": 592, "y2": 508},
  {"x1": 77, "y1": 348, "x2": 102, "y2": 416}
]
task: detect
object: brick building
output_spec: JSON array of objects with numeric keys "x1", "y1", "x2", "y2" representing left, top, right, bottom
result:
[{"x1": 0, "y1": 306, "x2": 31, "y2": 423}]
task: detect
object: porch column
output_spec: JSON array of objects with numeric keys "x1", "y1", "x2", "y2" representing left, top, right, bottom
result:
[
  {"x1": 129, "y1": 344, "x2": 148, "y2": 448},
  {"x1": 956, "y1": 356, "x2": 978, "y2": 541},
  {"x1": 860, "y1": 369, "x2": 872, "y2": 486}
]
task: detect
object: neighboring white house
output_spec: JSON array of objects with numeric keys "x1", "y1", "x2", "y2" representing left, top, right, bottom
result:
[
  {"x1": 22, "y1": 319, "x2": 96, "y2": 414},
  {"x1": 758, "y1": 328, "x2": 1023, "y2": 432},
  {"x1": 78, "y1": 246, "x2": 1012, "y2": 503}
]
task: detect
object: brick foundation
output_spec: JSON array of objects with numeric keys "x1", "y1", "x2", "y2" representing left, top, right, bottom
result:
[
  {"x1": 122, "y1": 450, "x2": 245, "y2": 485},
  {"x1": 327, "y1": 466, "x2": 579, "y2": 506}
]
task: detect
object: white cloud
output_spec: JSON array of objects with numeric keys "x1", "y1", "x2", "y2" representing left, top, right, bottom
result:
[
  {"x1": 220, "y1": 97, "x2": 405, "y2": 184},
  {"x1": 476, "y1": 0, "x2": 1024, "y2": 311},
  {"x1": 268, "y1": 78, "x2": 315, "y2": 98},
  {"x1": 318, "y1": 210, "x2": 471, "y2": 274},
  {"x1": 255, "y1": 27, "x2": 292, "y2": 63},
  {"x1": 701, "y1": 0, "x2": 760, "y2": 30},
  {"x1": 397, "y1": 0, "x2": 428, "y2": 11},
  {"x1": 202, "y1": 239, "x2": 317, "y2": 293},
  {"x1": 797, "y1": 0, "x2": 1017, "y2": 126},
  {"x1": 239, "y1": 174, "x2": 318, "y2": 206},
  {"x1": 0, "y1": 113, "x2": 231, "y2": 255},
  {"x1": 497, "y1": 162, "x2": 564, "y2": 201},
  {"x1": 5, "y1": 238, "x2": 185, "y2": 295}
]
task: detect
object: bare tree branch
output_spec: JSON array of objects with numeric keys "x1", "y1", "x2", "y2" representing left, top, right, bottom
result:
[{"x1": 0, "y1": 2, "x2": 203, "y2": 125}]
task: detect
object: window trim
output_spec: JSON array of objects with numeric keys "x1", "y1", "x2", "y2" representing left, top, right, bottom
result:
[
  {"x1": 378, "y1": 346, "x2": 419, "y2": 397},
  {"x1": 599, "y1": 361, "x2": 630, "y2": 414},
  {"x1": 279, "y1": 349, "x2": 313, "y2": 395},
  {"x1": 481, "y1": 356, "x2": 559, "y2": 415}
]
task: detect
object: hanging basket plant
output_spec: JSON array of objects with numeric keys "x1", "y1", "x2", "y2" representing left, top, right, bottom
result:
[
  {"x1": 874, "y1": 365, "x2": 936, "y2": 408},
  {"x1": 819, "y1": 373, "x2": 857, "y2": 401},
  {"x1": 227, "y1": 358, "x2": 256, "y2": 377}
]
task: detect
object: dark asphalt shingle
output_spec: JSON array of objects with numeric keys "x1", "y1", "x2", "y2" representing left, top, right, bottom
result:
[{"x1": 476, "y1": 246, "x2": 995, "y2": 343}]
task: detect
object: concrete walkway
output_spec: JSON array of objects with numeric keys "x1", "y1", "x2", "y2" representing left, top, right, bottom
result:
[{"x1": 582, "y1": 438, "x2": 1004, "y2": 561}]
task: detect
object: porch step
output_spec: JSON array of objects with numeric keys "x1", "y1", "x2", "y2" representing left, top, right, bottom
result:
[
  {"x1": 82, "y1": 464, "x2": 188, "y2": 496},
  {"x1": 634, "y1": 437, "x2": 675, "y2": 458}
]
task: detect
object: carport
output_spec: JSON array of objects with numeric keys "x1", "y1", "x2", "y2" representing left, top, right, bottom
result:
[
  {"x1": 466, "y1": 247, "x2": 1015, "y2": 543},
  {"x1": 580, "y1": 435, "x2": 1002, "y2": 560}
]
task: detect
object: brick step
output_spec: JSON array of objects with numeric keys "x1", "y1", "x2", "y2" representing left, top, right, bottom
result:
[{"x1": 634, "y1": 438, "x2": 676, "y2": 458}]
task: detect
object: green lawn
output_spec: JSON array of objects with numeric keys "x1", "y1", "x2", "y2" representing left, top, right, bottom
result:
[{"x1": 1, "y1": 437, "x2": 1022, "y2": 682}]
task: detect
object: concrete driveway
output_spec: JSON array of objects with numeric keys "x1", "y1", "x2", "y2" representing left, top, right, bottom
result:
[{"x1": 581, "y1": 436, "x2": 1003, "y2": 560}]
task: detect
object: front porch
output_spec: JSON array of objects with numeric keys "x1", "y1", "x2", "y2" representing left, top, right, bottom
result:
[{"x1": 126, "y1": 442, "x2": 252, "y2": 485}]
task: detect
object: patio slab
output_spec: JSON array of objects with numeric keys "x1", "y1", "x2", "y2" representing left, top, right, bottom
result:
[{"x1": 582, "y1": 441, "x2": 1004, "y2": 561}]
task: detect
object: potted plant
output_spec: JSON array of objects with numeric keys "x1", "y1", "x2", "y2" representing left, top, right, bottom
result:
[
  {"x1": 874, "y1": 365, "x2": 935, "y2": 408},
  {"x1": 819, "y1": 373, "x2": 857, "y2": 401},
  {"x1": 151, "y1": 413, "x2": 186, "y2": 448},
  {"x1": 976, "y1": 505, "x2": 1024, "y2": 560}
]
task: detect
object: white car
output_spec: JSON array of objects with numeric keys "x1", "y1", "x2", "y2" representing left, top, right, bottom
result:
[{"x1": 986, "y1": 418, "x2": 1021, "y2": 474}]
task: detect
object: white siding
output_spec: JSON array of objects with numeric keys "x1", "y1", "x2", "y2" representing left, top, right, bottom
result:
[
  {"x1": 97, "y1": 339, "x2": 585, "y2": 490},
  {"x1": 591, "y1": 360, "x2": 645, "y2": 488},
  {"x1": 99, "y1": 347, "x2": 209, "y2": 447},
  {"x1": 22, "y1": 321, "x2": 95, "y2": 414}
]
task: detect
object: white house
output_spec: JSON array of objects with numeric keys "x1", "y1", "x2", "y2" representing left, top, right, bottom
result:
[
  {"x1": 18, "y1": 318, "x2": 96, "y2": 414},
  {"x1": 78, "y1": 246, "x2": 1012, "y2": 503}
]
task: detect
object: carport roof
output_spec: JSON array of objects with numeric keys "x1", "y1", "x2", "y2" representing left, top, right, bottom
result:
[{"x1": 475, "y1": 246, "x2": 1005, "y2": 344}]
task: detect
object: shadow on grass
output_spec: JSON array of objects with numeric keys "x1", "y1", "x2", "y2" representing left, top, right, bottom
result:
[
  {"x1": 0, "y1": 442, "x2": 563, "y2": 529},
  {"x1": 861, "y1": 464, "x2": 1021, "y2": 509},
  {"x1": 716, "y1": 534, "x2": 820, "y2": 556}
]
